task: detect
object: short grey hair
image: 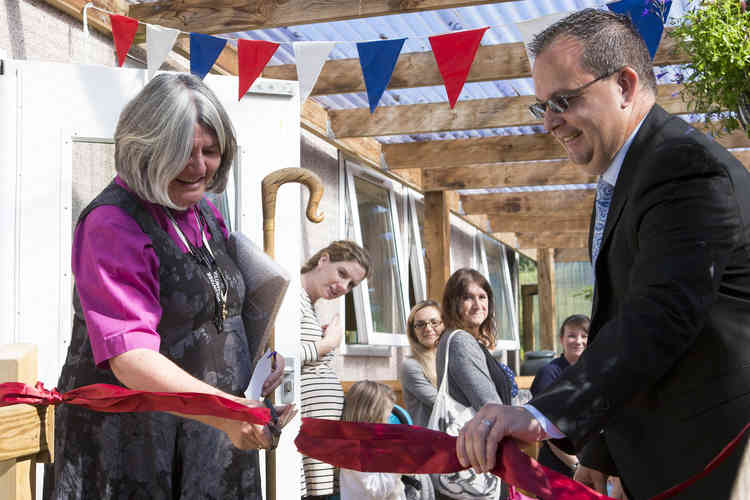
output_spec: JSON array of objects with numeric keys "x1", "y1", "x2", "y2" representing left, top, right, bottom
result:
[
  {"x1": 114, "y1": 73, "x2": 237, "y2": 209},
  {"x1": 528, "y1": 8, "x2": 657, "y2": 93}
]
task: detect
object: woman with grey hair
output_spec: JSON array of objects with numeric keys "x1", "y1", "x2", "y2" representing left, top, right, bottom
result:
[{"x1": 44, "y1": 73, "x2": 294, "y2": 499}]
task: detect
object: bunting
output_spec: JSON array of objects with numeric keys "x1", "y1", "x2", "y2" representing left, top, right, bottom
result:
[
  {"x1": 237, "y1": 39, "x2": 280, "y2": 100},
  {"x1": 356, "y1": 38, "x2": 406, "y2": 113},
  {"x1": 87, "y1": 2, "x2": 677, "y2": 109},
  {"x1": 293, "y1": 42, "x2": 337, "y2": 107},
  {"x1": 607, "y1": 0, "x2": 672, "y2": 60},
  {"x1": 109, "y1": 14, "x2": 139, "y2": 67},
  {"x1": 190, "y1": 33, "x2": 228, "y2": 80},
  {"x1": 147, "y1": 25, "x2": 179, "y2": 80},
  {"x1": 429, "y1": 27, "x2": 488, "y2": 108}
]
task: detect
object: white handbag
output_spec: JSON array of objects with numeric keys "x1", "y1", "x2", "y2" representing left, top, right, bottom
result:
[{"x1": 427, "y1": 331, "x2": 501, "y2": 500}]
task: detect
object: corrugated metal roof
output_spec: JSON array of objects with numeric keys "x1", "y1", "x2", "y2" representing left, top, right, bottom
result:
[
  {"x1": 226, "y1": 0, "x2": 691, "y2": 148},
  {"x1": 215, "y1": 0, "x2": 696, "y2": 194}
]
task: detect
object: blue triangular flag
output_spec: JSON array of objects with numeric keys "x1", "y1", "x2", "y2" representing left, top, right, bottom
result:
[
  {"x1": 190, "y1": 33, "x2": 228, "y2": 79},
  {"x1": 607, "y1": 0, "x2": 672, "y2": 60},
  {"x1": 356, "y1": 38, "x2": 406, "y2": 113}
]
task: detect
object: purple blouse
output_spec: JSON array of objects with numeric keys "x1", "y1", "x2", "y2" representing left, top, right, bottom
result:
[{"x1": 73, "y1": 176, "x2": 229, "y2": 367}]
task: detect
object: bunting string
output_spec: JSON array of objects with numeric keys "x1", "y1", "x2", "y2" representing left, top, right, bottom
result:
[{"x1": 82, "y1": 0, "x2": 673, "y2": 108}]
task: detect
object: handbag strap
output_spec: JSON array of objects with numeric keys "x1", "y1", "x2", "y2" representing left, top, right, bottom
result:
[{"x1": 437, "y1": 330, "x2": 460, "y2": 398}]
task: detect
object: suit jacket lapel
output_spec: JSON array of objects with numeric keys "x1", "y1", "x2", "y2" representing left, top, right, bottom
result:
[{"x1": 592, "y1": 105, "x2": 672, "y2": 319}]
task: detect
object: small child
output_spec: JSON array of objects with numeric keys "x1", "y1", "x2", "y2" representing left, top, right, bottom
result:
[{"x1": 340, "y1": 381, "x2": 407, "y2": 500}]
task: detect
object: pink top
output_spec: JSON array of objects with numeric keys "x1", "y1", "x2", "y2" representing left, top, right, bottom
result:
[{"x1": 72, "y1": 176, "x2": 229, "y2": 367}]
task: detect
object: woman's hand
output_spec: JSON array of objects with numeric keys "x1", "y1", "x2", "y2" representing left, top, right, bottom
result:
[
  {"x1": 222, "y1": 420, "x2": 274, "y2": 450},
  {"x1": 318, "y1": 313, "x2": 343, "y2": 356},
  {"x1": 262, "y1": 353, "x2": 285, "y2": 397}
]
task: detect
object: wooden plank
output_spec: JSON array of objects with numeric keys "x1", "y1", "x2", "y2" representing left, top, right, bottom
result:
[
  {"x1": 462, "y1": 189, "x2": 595, "y2": 216},
  {"x1": 262, "y1": 29, "x2": 688, "y2": 95},
  {"x1": 128, "y1": 0, "x2": 513, "y2": 34},
  {"x1": 329, "y1": 85, "x2": 686, "y2": 138},
  {"x1": 516, "y1": 231, "x2": 588, "y2": 249},
  {"x1": 537, "y1": 249, "x2": 556, "y2": 351},
  {"x1": 422, "y1": 159, "x2": 597, "y2": 191},
  {"x1": 489, "y1": 215, "x2": 589, "y2": 233},
  {"x1": 0, "y1": 344, "x2": 48, "y2": 500},
  {"x1": 385, "y1": 127, "x2": 750, "y2": 170},
  {"x1": 555, "y1": 248, "x2": 590, "y2": 262},
  {"x1": 0, "y1": 406, "x2": 54, "y2": 462},
  {"x1": 424, "y1": 192, "x2": 453, "y2": 302},
  {"x1": 521, "y1": 285, "x2": 536, "y2": 353},
  {"x1": 384, "y1": 133, "x2": 566, "y2": 170}
]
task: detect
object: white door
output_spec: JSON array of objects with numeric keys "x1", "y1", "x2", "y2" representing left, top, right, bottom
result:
[{"x1": 0, "y1": 59, "x2": 303, "y2": 499}]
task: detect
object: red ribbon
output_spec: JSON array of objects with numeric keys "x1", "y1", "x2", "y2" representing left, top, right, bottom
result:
[
  {"x1": 0, "y1": 381, "x2": 270, "y2": 425},
  {"x1": 296, "y1": 418, "x2": 750, "y2": 500},
  {"x1": 294, "y1": 418, "x2": 612, "y2": 500}
]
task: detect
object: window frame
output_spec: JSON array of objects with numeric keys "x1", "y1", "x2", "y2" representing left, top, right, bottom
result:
[
  {"x1": 476, "y1": 232, "x2": 521, "y2": 352},
  {"x1": 342, "y1": 157, "x2": 410, "y2": 347}
]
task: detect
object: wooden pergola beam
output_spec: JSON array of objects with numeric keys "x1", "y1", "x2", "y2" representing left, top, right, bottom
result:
[
  {"x1": 128, "y1": 0, "x2": 513, "y2": 34},
  {"x1": 461, "y1": 189, "x2": 595, "y2": 216},
  {"x1": 262, "y1": 31, "x2": 688, "y2": 96},
  {"x1": 422, "y1": 159, "x2": 597, "y2": 191},
  {"x1": 385, "y1": 128, "x2": 750, "y2": 169},
  {"x1": 384, "y1": 133, "x2": 565, "y2": 169},
  {"x1": 555, "y1": 248, "x2": 590, "y2": 262},
  {"x1": 516, "y1": 231, "x2": 588, "y2": 249},
  {"x1": 489, "y1": 215, "x2": 590, "y2": 233},
  {"x1": 330, "y1": 85, "x2": 685, "y2": 138}
]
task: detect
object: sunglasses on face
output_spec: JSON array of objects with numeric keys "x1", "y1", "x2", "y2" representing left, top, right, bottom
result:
[{"x1": 528, "y1": 68, "x2": 622, "y2": 120}]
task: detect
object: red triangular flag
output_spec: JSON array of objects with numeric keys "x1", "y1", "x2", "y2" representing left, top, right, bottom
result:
[
  {"x1": 110, "y1": 14, "x2": 139, "y2": 67},
  {"x1": 237, "y1": 39, "x2": 280, "y2": 100},
  {"x1": 429, "y1": 27, "x2": 488, "y2": 108}
]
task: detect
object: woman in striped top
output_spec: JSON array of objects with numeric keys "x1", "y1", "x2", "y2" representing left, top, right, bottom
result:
[{"x1": 299, "y1": 241, "x2": 371, "y2": 499}]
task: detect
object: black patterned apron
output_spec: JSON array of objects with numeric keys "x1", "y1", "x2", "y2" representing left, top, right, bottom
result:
[{"x1": 43, "y1": 182, "x2": 261, "y2": 500}]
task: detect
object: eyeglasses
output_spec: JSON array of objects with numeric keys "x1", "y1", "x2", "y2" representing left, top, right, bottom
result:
[
  {"x1": 528, "y1": 68, "x2": 622, "y2": 120},
  {"x1": 414, "y1": 319, "x2": 442, "y2": 330}
]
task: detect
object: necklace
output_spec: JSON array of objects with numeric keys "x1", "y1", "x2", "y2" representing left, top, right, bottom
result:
[{"x1": 163, "y1": 206, "x2": 228, "y2": 333}]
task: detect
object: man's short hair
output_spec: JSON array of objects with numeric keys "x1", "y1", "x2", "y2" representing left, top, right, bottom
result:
[{"x1": 528, "y1": 8, "x2": 657, "y2": 93}]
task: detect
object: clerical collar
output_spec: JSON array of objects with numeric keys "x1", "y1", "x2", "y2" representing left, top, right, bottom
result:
[{"x1": 600, "y1": 114, "x2": 648, "y2": 187}]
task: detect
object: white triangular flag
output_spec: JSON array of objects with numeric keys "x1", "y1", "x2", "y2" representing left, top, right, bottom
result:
[
  {"x1": 147, "y1": 24, "x2": 179, "y2": 80},
  {"x1": 293, "y1": 41, "x2": 336, "y2": 107},
  {"x1": 516, "y1": 12, "x2": 570, "y2": 69}
]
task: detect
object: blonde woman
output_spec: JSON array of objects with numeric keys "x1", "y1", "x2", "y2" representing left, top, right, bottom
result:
[
  {"x1": 399, "y1": 300, "x2": 444, "y2": 428},
  {"x1": 300, "y1": 240, "x2": 370, "y2": 500},
  {"x1": 340, "y1": 381, "x2": 406, "y2": 500}
]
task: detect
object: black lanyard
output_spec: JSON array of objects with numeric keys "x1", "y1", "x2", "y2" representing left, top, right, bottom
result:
[{"x1": 163, "y1": 206, "x2": 228, "y2": 333}]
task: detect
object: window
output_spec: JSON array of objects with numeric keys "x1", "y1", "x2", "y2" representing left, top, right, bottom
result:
[
  {"x1": 343, "y1": 158, "x2": 409, "y2": 347},
  {"x1": 478, "y1": 233, "x2": 520, "y2": 351},
  {"x1": 447, "y1": 214, "x2": 521, "y2": 351}
]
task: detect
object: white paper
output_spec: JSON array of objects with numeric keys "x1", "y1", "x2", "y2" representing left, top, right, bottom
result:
[{"x1": 246, "y1": 348, "x2": 275, "y2": 400}]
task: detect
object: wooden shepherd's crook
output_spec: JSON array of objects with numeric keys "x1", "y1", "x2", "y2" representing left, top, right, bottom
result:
[
  {"x1": 260, "y1": 167, "x2": 324, "y2": 500},
  {"x1": 262, "y1": 167, "x2": 325, "y2": 259}
]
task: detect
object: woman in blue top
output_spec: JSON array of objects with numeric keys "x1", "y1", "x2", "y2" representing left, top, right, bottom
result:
[{"x1": 529, "y1": 314, "x2": 590, "y2": 478}]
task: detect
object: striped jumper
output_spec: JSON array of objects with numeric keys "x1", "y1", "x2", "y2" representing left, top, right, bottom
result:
[{"x1": 299, "y1": 289, "x2": 344, "y2": 497}]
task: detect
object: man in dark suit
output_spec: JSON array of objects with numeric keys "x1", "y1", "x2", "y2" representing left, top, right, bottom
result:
[{"x1": 456, "y1": 9, "x2": 750, "y2": 499}]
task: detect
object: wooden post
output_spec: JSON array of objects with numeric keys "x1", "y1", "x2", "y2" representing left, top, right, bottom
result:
[
  {"x1": 537, "y1": 248, "x2": 556, "y2": 351},
  {"x1": 521, "y1": 284, "x2": 538, "y2": 353},
  {"x1": 423, "y1": 192, "x2": 456, "y2": 301},
  {"x1": 0, "y1": 344, "x2": 54, "y2": 500}
]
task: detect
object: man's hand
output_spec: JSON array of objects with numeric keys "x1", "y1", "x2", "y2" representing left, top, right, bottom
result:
[
  {"x1": 457, "y1": 405, "x2": 546, "y2": 473},
  {"x1": 574, "y1": 465, "x2": 608, "y2": 494}
]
